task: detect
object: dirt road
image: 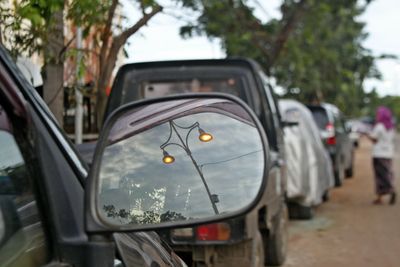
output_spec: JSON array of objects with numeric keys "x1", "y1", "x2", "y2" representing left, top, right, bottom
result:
[{"x1": 282, "y1": 136, "x2": 400, "y2": 267}]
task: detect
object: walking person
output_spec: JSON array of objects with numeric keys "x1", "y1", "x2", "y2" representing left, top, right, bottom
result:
[{"x1": 365, "y1": 106, "x2": 396, "y2": 205}]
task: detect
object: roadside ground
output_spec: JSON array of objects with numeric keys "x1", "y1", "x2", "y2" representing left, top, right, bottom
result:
[{"x1": 282, "y1": 135, "x2": 400, "y2": 267}]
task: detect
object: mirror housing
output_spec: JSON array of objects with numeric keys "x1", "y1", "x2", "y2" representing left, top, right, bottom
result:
[{"x1": 86, "y1": 94, "x2": 269, "y2": 233}]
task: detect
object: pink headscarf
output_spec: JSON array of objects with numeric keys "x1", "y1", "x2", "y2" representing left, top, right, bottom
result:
[{"x1": 376, "y1": 106, "x2": 394, "y2": 130}]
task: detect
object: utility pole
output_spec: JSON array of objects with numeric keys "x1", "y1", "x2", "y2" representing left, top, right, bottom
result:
[{"x1": 75, "y1": 27, "x2": 84, "y2": 144}]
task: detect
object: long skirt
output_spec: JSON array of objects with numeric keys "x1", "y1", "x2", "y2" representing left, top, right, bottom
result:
[{"x1": 373, "y1": 157, "x2": 395, "y2": 195}]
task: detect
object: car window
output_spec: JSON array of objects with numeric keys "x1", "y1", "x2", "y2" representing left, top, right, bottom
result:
[
  {"x1": 0, "y1": 46, "x2": 87, "y2": 180},
  {"x1": 141, "y1": 78, "x2": 241, "y2": 98},
  {"x1": 0, "y1": 106, "x2": 49, "y2": 267},
  {"x1": 259, "y1": 71, "x2": 280, "y2": 150},
  {"x1": 106, "y1": 65, "x2": 257, "y2": 120},
  {"x1": 308, "y1": 107, "x2": 329, "y2": 130}
]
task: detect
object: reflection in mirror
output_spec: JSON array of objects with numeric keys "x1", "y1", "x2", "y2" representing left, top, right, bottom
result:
[{"x1": 97, "y1": 99, "x2": 265, "y2": 227}]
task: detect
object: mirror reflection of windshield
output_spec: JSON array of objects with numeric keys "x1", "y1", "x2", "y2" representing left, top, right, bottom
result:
[{"x1": 98, "y1": 112, "x2": 264, "y2": 226}]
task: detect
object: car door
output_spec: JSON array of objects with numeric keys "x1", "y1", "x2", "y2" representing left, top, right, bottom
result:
[
  {"x1": 0, "y1": 93, "x2": 51, "y2": 267},
  {"x1": 0, "y1": 44, "x2": 97, "y2": 267}
]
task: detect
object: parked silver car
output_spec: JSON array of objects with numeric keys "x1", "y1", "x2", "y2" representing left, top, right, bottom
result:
[
  {"x1": 279, "y1": 99, "x2": 335, "y2": 219},
  {"x1": 307, "y1": 103, "x2": 354, "y2": 186}
]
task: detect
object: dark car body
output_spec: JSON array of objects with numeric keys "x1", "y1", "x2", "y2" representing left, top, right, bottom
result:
[
  {"x1": 104, "y1": 58, "x2": 289, "y2": 266},
  {"x1": 307, "y1": 103, "x2": 354, "y2": 186}
]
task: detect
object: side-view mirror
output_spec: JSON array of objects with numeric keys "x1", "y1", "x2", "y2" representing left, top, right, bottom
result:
[{"x1": 86, "y1": 94, "x2": 269, "y2": 233}]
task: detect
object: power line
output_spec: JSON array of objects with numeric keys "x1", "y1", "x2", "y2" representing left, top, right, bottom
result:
[{"x1": 199, "y1": 149, "x2": 263, "y2": 170}]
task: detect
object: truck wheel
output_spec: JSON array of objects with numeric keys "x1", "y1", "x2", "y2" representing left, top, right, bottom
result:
[
  {"x1": 322, "y1": 190, "x2": 330, "y2": 202},
  {"x1": 345, "y1": 154, "x2": 354, "y2": 178},
  {"x1": 345, "y1": 165, "x2": 353, "y2": 178},
  {"x1": 334, "y1": 162, "x2": 345, "y2": 187},
  {"x1": 265, "y1": 204, "x2": 288, "y2": 266},
  {"x1": 288, "y1": 203, "x2": 314, "y2": 220},
  {"x1": 251, "y1": 231, "x2": 265, "y2": 267}
]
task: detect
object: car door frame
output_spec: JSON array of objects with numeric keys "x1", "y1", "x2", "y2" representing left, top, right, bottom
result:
[{"x1": 0, "y1": 45, "x2": 116, "y2": 267}]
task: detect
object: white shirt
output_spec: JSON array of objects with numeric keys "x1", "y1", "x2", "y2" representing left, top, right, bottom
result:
[{"x1": 370, "y1": 123, "x2": 395, "y2": 159}]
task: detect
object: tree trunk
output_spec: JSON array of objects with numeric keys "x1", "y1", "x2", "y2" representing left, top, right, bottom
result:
[
  {"x1": 95, "y1": 36, "x2": 124, "y2": 130},
  {"x1": 95, "y1": 76, "x2": 109, "y2": 131},
  {"x1": 42, "y1": 8, "x2": 64, "y2": 127},
  {"x1": 267, "y1": 0, "x2": 308, "y2": 70},
  {"x1": 95, "y1": 5, "x2": 163, "y2": 130},
  {"x1": 43, "y1": 62, "x2": 64, "y2": 125}
]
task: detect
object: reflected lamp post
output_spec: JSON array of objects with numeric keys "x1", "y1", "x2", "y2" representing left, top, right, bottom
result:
[{"x1": 160, "y1": 120, "x2": 219, "y2": 215}]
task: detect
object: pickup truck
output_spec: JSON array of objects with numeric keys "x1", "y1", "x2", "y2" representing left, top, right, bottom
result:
[
  {"x1": 0, "y1": 45, "x2": 269, "y2": 267},
  {"x1": 104, "y1": 59, "x2": 289, "y2": 266}
]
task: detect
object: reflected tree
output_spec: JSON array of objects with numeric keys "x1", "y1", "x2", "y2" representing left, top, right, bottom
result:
[{"x1": 103, "y1": 205, "x2": 187, "y2": 225}]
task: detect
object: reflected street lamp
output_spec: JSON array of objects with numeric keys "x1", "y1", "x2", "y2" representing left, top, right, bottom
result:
[
  {"x1": 160, "y1": 120, "x2": 219, "y2": 214},
  {"x1": 198, "y1": 128, "x2": 213, "y2": 142},
  {"x1": 162, "y1": 150, "x2": 175, "y2": 164}
]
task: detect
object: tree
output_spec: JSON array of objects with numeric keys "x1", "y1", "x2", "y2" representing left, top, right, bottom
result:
[
  {"x1": 179, "y1": 0, "x2": 380, "y2": 117},
  {"x1": 271, "y1": 0, "x2": 379, "y2": 116},
  {"x1": 89, "y1": 0, "x2": 162, "y2": 128},
  {"x1": 1, "y1": 0, "x2": 163, "y2": 128},
  {"x1": 1, "y1": 0, "x2": 65, "y2": 126},
  {"x1": 179, "y1": 0, "x2": 307, "y2": 72}
]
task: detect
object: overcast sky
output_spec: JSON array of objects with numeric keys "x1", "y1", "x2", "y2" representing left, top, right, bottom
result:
[
  {"x1": 124, "y1": 0, "x2": 400, "y2": 96},
  {"x1": 361, "y1": 0, "x2": 400, "y2": 96}
]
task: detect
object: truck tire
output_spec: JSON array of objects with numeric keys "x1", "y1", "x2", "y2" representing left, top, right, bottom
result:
[
  {"x1": 345, "y1": 165, "x2": 353, "y2": 178},
  {"x1": 288, "y1": 203, "x2": 314, "y2": 220},
  {"x1": 334, "y1": 162, "x2": 345, "y2": 187},
  {"x1": 345, "y1": 153, "x2": 354, "y2": 178},
  {"x1": 322, "y1": 190, "x2": 330, "y2": 202},
  {"x1": 265, "y1": 204, "x2": 288, "y2": 266},
  {"x1": 251, "y1": 231, "x2": 265, "y2": 267}
]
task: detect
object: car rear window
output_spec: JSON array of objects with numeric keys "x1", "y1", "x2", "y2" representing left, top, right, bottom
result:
[
  {"x1": 105, "y1": 66, "x2": 254, "y2": 119},
  {"x1": 308, "y1": 107, "x2": 329, "y2": 130},
  {"x1": 141, "y1": 78, "x2": 241, "y2": 98}
]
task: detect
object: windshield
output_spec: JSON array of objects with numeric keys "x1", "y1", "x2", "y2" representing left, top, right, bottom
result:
[
  {"x1": 308, "y1": 107, "x2": 329, "y2": 130},
  {"x1": 105, "y1": 66, "x2": 253, "y2": 119}
]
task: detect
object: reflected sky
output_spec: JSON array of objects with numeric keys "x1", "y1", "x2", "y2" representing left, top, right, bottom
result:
[{"x1": 98, "y1": 112, "x2": 264, "y2": 226}]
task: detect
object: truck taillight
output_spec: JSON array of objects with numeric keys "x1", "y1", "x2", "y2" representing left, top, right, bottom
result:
[
  {"x1": 326, "y1": 136, "x2": 336, "y2": 145},
  {"x1": 325, "y1": 123, "x2": 336, "y2": 145},
  {"x1": 196, "y1": 223, "x2": 231, "y2": 241}
]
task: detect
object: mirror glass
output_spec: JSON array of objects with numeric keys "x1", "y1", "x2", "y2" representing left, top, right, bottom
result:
[{"x1": 96, "y1": 98, "x2": 265, "y2": 227}]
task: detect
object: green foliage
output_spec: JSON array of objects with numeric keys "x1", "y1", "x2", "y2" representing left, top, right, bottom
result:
[
  {"x1": 179, "y1": 0, "x2": 272, "y2": 68},
  {"x1": 0, "y1": 0, "x2": 64, "y2": 56},
  {"x1": 179, "y1": 0, "x2": 383, "y2": 117},
  {"x1": 272, "y1": 0, "x2": 379, "y2": 116},
  {"x1": 68, "y1": 0, "x2": 112, "y2": 31}
]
